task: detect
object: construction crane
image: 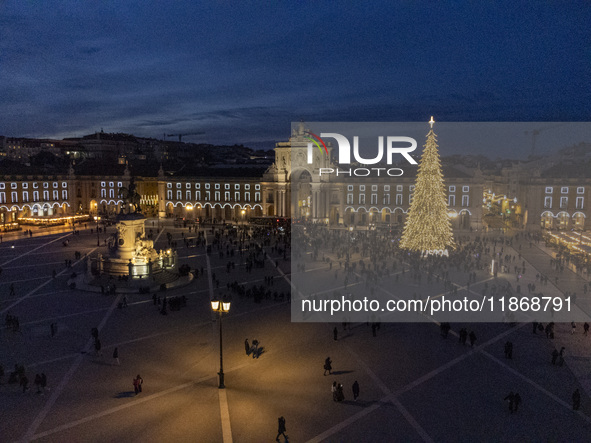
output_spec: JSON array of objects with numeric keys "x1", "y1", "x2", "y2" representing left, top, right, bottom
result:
[
  {"x1": 165, "y1": 132, "x2": 205, "y2": 142},
  {"x1": 525, "y1": 124, "x2": 564, "y2": 157}
]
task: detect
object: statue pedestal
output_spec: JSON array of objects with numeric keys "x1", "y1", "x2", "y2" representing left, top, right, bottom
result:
[{"x1": 113, "y1": 214, "x2": 147, "y2": 261}]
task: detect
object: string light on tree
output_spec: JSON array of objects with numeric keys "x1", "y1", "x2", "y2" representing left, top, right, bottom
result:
[{"x1": 400, "y1": 117, "x2": 455, "y2": 256}]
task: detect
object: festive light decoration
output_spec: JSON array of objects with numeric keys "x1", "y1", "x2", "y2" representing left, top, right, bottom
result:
[{"x1": 400, "y1": 117, "x2": 455, "y2": 255}]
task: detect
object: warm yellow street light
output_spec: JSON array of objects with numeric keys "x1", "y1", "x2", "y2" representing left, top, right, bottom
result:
[{"x1": 211, "y1": 297, "x2": 231, "y2": 388}]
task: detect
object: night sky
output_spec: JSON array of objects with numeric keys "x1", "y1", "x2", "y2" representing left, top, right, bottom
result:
[{"x1": 1, "y1": 1, "x2": 590, "y2": 157}]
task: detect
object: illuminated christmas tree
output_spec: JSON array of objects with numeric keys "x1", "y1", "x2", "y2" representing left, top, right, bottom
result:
[{"x1": 400, "y1": 117, "x2": 455, "y2": 254}]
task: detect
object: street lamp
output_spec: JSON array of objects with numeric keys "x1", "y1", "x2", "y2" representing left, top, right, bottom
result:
[
  {"x1": 94, "y1": 215, "x2": 101, "y2": 246},
  {"x1": 211, "y1": 298, "x2": 231, "y2": 389}
]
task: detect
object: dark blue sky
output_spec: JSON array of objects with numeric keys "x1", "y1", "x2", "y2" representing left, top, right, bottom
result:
[{"x1": 1, "y1": 1, "x2": 590, "y2": 156}]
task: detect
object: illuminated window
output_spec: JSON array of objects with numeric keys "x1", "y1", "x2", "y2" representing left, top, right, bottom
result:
[
  {"x1": 225, "y1": 191, "x2": 230, "y2": 201},
  {"x1": 371, "y1": 194, "x2": 377, "y2": 204},
  {"x1": 225, "y1": 184, "x2": 230, "y2": 190},
  {"x1": 245, "y1": 184, "x2": 250, "y2": 190},
  {"x1": 205, "y1": 191, "x2": 210, "y2": 201},
  {"x1": 33, "y1": 191, "x2": 39, "y2": 201},
  {"x1": 462, "y1": 186, "x2": 469, "y2": 193},
  {"x1": 577, "y1": 187, "x2": 584, "y2": 194},
  {"x1": 360, "y1": 185, "x2": 365, "y2": 191},
  {"x1": 347, "y1": 194, "x2": 353, "y2": 204},
  {"x1": 22, "y1": 191, "x2": 29, "y2": 202},
  {"x1": 53, "y1": 190, "x2": 59, "y2": 200},
  {"x1": 43, "y1": 190, "x2": 49, "y2": 200},
  {"x1": 235, "y1": 192, "x2": 240, "y2": 202},
  {"x1": 177, "y1": 190, "x2": 182, "y2": 200},
  {"x1": 359, "y1": 194, "x2": 365, "y2": 205},
  {"x1": 384, "y1": 185, "x2": 390, "y2": 191},
  {"x1": 255, "y1": 192, "x2": 261, "y2": 202},
  {"x1": 11, "y1": 183, "x2": 17, "y2": 189},
  {"x1": 62, "y1": 182, "x2": 67, "y2": 188},
  {"x1": 101, "y1": 182, "x2": 106, "y2": 187},
  {"x1": 11, "y1": 192, "x2": 17, "y2": 202},
  {"x1": 235, "y1": 184, "x2": 240, "y2": 190},
  {"x1": 348, "y1": 185, "x2": 353, "y2": 191},
  {"x1": 33, "y1": 183, "x2": 38, "y2": 189},
  {"x1": 109, "y1": 182, "x2": 113, "y2": 188},
  {"x1": 545, "y1": 187, "x2": 552, "y2": 194},
  {"x1": 396, "y1": 185, "x2": 403, "y2": 192},
  {"x1": 215, "y1": 184, "x2": 220, "y2": 189},
  {"x1": 0, "y1": 192, "x2": 5, "y2": 203},
  {"x1": 561, "y1": 187, "x2": 568, "y2": 194},
  {"x1": 167, "y1": 183, "x2": 172, "y2": 188},
  {"x1": 396, "y1": 194, "x2": 402, "y2": 205},
  {"x1": 186, "y1": 191, "x2": 191, "y2": 200},
  {"x1": 118, "y1": 182, "x2": 122, "y2": 188},
  {"x1": 215, "y1": 191, "x2": 220, "y2": 201},
  {"x1": 0, "y1": 183, "x2": 4, "y2": 189},
  {"x1": 576, "y1": 197, "x2": 584, "y2": 209},
  {"x1": 245, "y1": 192, "x2": 250, "y2": 202},
  {"x1": 462, "y1": 195, "x2": 469, "y2": 206},
  {"x1": 109, "y1": 189, "x2": 114, "y2": 198},
  {"x1": 255, "y1": 184, "x2": 260, "y2": 190},
  {"x1": 449, "y1": 186, "x2": 456, "y2": 192},
  {"x1": 62, "y1": 190, "x2": 67, "y2": 199},
  {"x1": 205, "y1": 183, "x2": 210, "y2": 189},
  {"x1": 23, "y1": 183, "x2": 28, "y2": 189},
  {"x1": 383, "y1": 194, "x2": 390, "y2": 205},
  {"x1": 167, "y1": 190, "x2": 172, "y2": 199},
  {"x1": 44, "y1": 182, "x2": 49, "y2": 188},
  {"x1": 449, "y1": 195, "x2": 456, "y2": 206},
  {"x1": 101, "y1": 189, "x2": 106, "y2": 198},
  {"x1": 176, "y1": 183, "x2": 181, "y2": 189},
  {"x1": 560, "y1": 197, "x2": 568, "y2": 208},
  {"x1": 410, "y1": 185, "x2": 415, "y2": 192},
  {"x1": 186, "y1": 183, "x2": 191, "y2": 189},
  {"x1": 196, "y1": 191, "x2": 201, "y2": 200}
]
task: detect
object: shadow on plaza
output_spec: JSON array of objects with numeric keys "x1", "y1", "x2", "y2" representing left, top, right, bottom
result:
[
  {"x1": 331, "y1": 370, "x2": 354, "y2": 375},
  {"x1": 114, "y1": 391, "x2": 136, "y2": 398},
  {"x1": 248, "y1": 347, "x2": 266, "y2": 358}
]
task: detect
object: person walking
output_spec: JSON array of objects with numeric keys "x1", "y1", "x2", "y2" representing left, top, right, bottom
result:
[
  {"x1": 584, "y1": 322, "x2": 589, "y2": 336},
  {"x1": 21, "y1": 374, "x2": 29, "y2": 393},
  {"x1": 113, "y1": 347, "x2": 120, "y2": 365},
  {"x1": 133, "y1": 374, "x2": 143, "y2": 394},
  {"x1": 336, "y1": 383, "x2": 344, "y2": 402},
  {"x1": 573, "y1": 389, "x2": 581, "y2": 411},
  {"x1": 469, "y1": 331, "x2": 477, "y2": 347},
  {"x1": 513, "y1": 393, "x2": 522, "y2": 412},
  {"x1": 244, "y1": 338, "x2": 251, "y2": 356},
  {"x1": 275, "y1": 416, "x2": 287, "y2": 441},
  {"x1": 333, "y1": 326, "x2": 338, "y2": 341},
  {"x1": 40, "y1": 373, "x2": 47, "y2": 392},
  {"x1": 34, "y1": 374, "x2": 42, "y2": 394},
  {"x1": 94, "y1": 338, "x2": 102, "y2": 357},
  {"x1": 324, "y1": 357, "x2": 332, "y2": 376},
  {"x1": 551, "y1": 349, "x2": 559, "y2": 365},
  {"x1": 332, "y1": 381, "x2": 338, "y2": 401},
  {"x1": 558, "y1": 347, "x2": 565, "y2": 366},
  {"x1": 352, "y1": 380, "x2": 360, "y2": 401},
  {"x1": 504, "y1": 391, "x2": 515, "y2": 413},
  {"x1": 571, "y1": 321, "x2": 576, "y2": 335}
]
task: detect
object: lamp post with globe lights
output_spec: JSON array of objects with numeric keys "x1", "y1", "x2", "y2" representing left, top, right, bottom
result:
[{"x1": 210, "y1": 298, "x2": 231, "y2": 388}]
